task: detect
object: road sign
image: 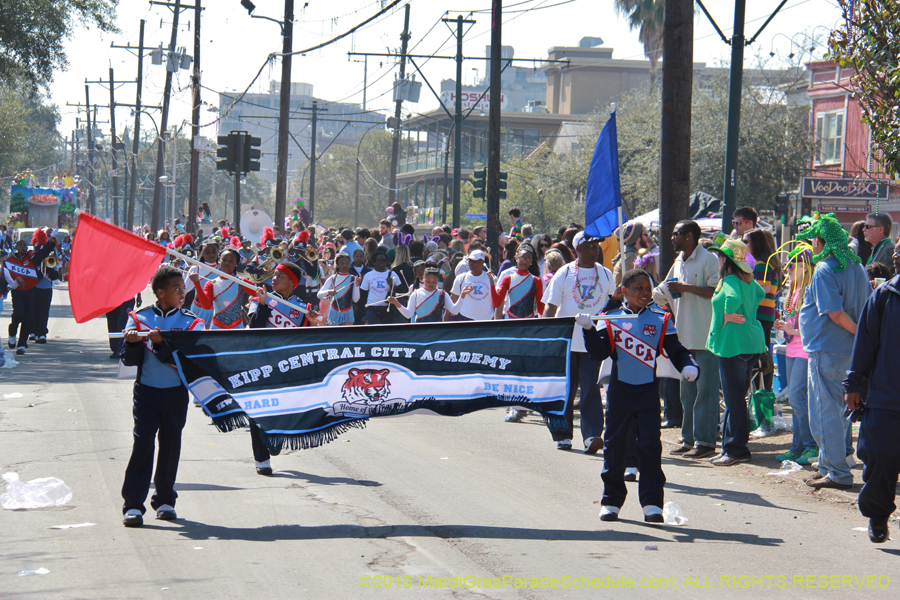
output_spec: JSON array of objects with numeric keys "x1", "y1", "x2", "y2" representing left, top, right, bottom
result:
[{"x1": 465, "y1": 213, "x2": 487, "y2": 220}]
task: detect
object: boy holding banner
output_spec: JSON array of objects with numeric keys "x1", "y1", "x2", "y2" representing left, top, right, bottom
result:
[
  {"x1": 121, "y1": 265, "x2": 206, "y2": 527},
  {"x1": 577, "y1": 269, "x2": 698, "y2": 523}
]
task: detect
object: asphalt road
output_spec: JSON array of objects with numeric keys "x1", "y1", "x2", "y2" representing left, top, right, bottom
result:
[{"x1": 1, "y1": 284, "x2": 898, "y2": 600}]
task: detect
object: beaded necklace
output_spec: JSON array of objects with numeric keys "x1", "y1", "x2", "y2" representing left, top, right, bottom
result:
[{"x1": 572, "y1": 263, "x2": 601, "y2": 309}]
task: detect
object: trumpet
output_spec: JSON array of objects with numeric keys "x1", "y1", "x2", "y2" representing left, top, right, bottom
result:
[
  {"x1": 306, "y1": 246, "x2": 319, "y2": 261},
  {"x1": 43, "y1": 254, "x2": 59, "y2": 269},
  {"x1": 270, "y1": 246, "x2": 286, "y2": 262}
]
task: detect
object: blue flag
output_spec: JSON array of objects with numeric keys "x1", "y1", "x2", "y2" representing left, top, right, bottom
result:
[{"x1": 584, "y1": 111, "x2": 622, "y2": 239}]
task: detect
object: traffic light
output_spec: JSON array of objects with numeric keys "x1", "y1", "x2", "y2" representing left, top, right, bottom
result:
[
  {"x1": 243, "y1": 135, "x2": 261, "y2": 172},
  {"x1": 775, "y1": 193, "x2": 789, "y2": 221},
  {"x1": 216, "y1": 134, "x2": 235, "y2": 172},
  {"x1": 472, "y1": 168, "x2": 486, "y2": 199},
  {"x1": 800, "y1": 196, "x2": 813, "y2": 217},
  {"x1": 498, "y1": 170, "x2": 508, "y2": 200}
]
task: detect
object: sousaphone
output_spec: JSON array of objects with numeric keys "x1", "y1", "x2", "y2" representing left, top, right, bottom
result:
[{"x1": 239, "y1": 209, "x2": 274, "y2": 241}]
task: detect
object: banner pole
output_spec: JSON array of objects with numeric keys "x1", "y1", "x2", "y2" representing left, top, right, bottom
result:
[{"x1": 166, "y1": 248, "x2": 323, "y2": 322}]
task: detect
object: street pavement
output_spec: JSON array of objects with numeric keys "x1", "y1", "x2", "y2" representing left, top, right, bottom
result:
[{"x1": 1, "y1": 284, "x2": 898, "y2": 599}]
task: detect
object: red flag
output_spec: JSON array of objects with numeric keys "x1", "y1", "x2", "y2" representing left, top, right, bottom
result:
[{"x1": 69, "y1": 212, "x2": 167, "y2": 323}]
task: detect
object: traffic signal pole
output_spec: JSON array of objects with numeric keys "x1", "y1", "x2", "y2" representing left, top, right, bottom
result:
[
  {"x1": 486, "y1": 0, "x2": 503, "y2": 272},
  {"x1": 387, "y1": 4, "x2": 411, "y2": 206},
  {"x1": 233, "y1": 132, "x2": 243, "y2": 232}
]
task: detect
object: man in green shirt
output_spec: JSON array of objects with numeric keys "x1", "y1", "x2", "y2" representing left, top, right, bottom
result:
[{"x1": 864, "y1": 212, "x2": 894, "y2": 276}]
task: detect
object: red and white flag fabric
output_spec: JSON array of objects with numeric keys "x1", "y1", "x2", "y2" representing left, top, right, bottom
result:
[{"x1": 69, "y1": 212, "x2": 167, "y2": 323}]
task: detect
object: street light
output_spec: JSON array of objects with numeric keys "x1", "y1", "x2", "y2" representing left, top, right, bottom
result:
[{"x1": 240, "y1": 0, "x2": 292, "y2": 233}]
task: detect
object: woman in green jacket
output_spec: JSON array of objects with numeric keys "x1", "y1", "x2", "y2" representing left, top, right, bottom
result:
[{"x1": 706, "y1": 239, "x2": 766, "y2": 466}]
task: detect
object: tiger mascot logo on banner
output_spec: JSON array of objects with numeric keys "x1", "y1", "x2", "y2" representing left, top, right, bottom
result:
[{"x1": 341, "y1": 368, "x2": 392, "y2": 405}]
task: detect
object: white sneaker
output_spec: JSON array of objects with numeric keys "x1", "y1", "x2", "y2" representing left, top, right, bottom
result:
[
  {"x1": 556, "y1": 439, "x2": 572, "y2": 450},
  {"x1": 599, "y1": 505, "x2": 620, "y2": 521},
  {"x1": 8, "y1": 336, "x2": 15, "y2": 348},
  {"x1": 256, "y1": 460, "x2": 273, "y2": 476},
  {"x1": 156, "y1": 504, "x2": 177, "y2": 520},
  {"x1": 624, "y1": 467, "x2": 638, "y2": 481}
]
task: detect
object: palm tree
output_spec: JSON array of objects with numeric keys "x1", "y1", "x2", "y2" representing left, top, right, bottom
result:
[{"x1": 614, "y1": 0, "x2": 666, "y2": 89}]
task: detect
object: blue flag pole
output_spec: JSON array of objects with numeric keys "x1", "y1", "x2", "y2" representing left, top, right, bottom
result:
[{"x1": 584, "y1": 104, "x2": 623, "y2": 242}]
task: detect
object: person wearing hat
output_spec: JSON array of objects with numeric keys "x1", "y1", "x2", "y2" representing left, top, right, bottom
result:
[
  {"x1": 796, "y1": 213, "x2": 870, "y2": 490},
  {"x1": 542, "y1": 231, "x2": 616, "y2": 452},
  {"x1": 449, "y1": 249, "x2": 495, "y2": 321},
  {"x1": 613, "y1": 220, "x2": 645, "y2": 285},
  {"x1": 705, "y1": 238, "x2": 766, "y2": 466}
]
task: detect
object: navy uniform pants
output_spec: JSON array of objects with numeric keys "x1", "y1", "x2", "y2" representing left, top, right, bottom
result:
[
  {"x1": 121, "y1": 383, "x2": 189, "y2": 515},
  {"x1": 33, "y1": 286, "x2": 53, "y2": 338},
  {"x1": 602, "y1": 381, "x2": 665, "y2": 510},
  {"x1": 8, "y1": 288, "x2": 36, "y2": 348},
  {"x1": 857, "y1": 408, "x2": 900, "y2": 519},
  {"x1": 249, "y1": 420, "x2": 271, "y2": 463}
]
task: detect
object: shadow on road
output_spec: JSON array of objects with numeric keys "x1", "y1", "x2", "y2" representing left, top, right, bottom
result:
[
  {"x1": 171, "y1": 521, "x2": 783, "y2": 547},
  {"x1": 666, "y1": 481, "x2": 813, "y2": 513},
  {"x1": 273, "y1": 470, "x2": 383, "y2": 487},
  {"x1": 0, "y1": 338, "x2": 122, "y2": 385}
]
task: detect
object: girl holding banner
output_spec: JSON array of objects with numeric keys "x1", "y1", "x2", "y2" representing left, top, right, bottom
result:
[{"x1": 318, "y1": 252, "x2": 361, "y2": 326}]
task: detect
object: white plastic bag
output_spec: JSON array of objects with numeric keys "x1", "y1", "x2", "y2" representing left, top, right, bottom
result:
[
  {"x1": 663, "y1": 501, "x2": 688, "y2": 526},
  {"x1": 1, "y1": 472, "x2": 72, "y2": 509}
]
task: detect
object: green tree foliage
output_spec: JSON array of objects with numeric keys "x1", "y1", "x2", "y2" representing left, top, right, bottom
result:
[
  {"x1": 290, "y1": 129, "x2": 393, "y2": 228},
  {"x1": 0, "y1": 80, "x2": 61, "y2": 213},
  {"x1": 829, "y1": 1, "x2": 900, "y2": 175},
  {"x1": 0, "y1": 0, "x2": 118, "y2": 87}
]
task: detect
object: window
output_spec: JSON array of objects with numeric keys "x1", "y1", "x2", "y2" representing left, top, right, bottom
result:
[{"x1": 816, "y1": 111, "x2": 844, "y2": 165}]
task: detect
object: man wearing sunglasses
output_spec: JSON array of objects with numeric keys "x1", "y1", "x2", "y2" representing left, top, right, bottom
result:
[
  {"x1": 730, "y1": 206, "x2": 758, "y2": 239},
  {"x1": 863, "y1": 213, "x2": 895, "y2": 276}
]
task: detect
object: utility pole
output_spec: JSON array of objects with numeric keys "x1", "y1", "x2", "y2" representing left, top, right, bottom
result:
[
  {"x1": 108, "y1": 68, "x2": 120, "y2": 226},
  {"x1": 309, "y1": 100, "x2": 319, "y2": 222},
  {"x1": 658, "y1": 0, "x2": 694, "y2": 275},
  {"x1": 85, "y1": 86, "x2": 95, "y2": 215},
  {"x1": 442, "y1": 14, "x2": 475, "y2": 229},
  {"x1": 129, "y1": 21, "x2": 145, "y2": 230},
  {"x1": 150, "y1": 0, "x2": 182, "y2": 232},
  {"x1": 274, "y1": 0, "x2": 294, "y2": 234},
  {"x1": 187, "y1": 2, "x2": 203, "y2": 235},
  {"x1": 721, "y1": 0, "x2": 745, "y2": 234},
  {"x1": 695, "y1": 0, "x2": 788, "y2": 234},
  {"x1": 485, "y1": 0, "x2": 502, "y2": 271},
  {"x1": 110, "y1": 19, "x2": 150, "y2": 229},
  {"x1": 353, "y1": 60, "x2": 367, "y2": 229},
  {"x1": 299, "y1": 101, "x2": 327, "y2": 222},
  {"x1": 387, "y1": 3, "x2": 411, "y2": 205}
]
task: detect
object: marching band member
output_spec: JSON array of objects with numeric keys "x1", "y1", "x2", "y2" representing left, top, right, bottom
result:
[
  {"x1": 577, "y1": 269, "x2": 698, "y2": 524},
  {"x1": 387, "y1": 264, "x2": 471, "y2": 322},
  {"x1": 32, "y1": 228, "x2": 59, "y2": 344},
  {"x1": 317, "y1": 252, "x2": 361, "y2": 326},
  {"x1": 189, "y1": 247, "x2": 251, "y2": 330},
  {"x1": 6, "y1": 237, "x2": 56, "y2": 355},
  {"x1": 121, "y1": 265, "x2": 205, "y2": 527},
  {"x1": 247, "y1": 261, "x2": 320, "y2": 475},
  {"x1": 186, "y1": 241, "x2": 219, "y2": 326},
  {"x1": 491, "y1": 242, "x2": 544, "y2": 320}
]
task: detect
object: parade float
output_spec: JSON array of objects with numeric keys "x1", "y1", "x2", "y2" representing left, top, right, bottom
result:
[{"x1": 8, "y1": 169, "x2": 81, "y2": 229}]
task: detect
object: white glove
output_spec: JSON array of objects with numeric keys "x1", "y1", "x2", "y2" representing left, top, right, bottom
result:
[
  {"x1": 575, "y1": 313, "x2": 594, "y2": 330},
  {"x1": 681, "y1": 366, "x2": 699, "y2": 382},
  {"x1": 187, "y1": 265, "x2": 199, "y2": 278}
]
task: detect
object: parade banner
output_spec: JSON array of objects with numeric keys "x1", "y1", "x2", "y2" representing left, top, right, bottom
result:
[{"x1": 166, "y1": 319, "x2": 574, "y2": 450}]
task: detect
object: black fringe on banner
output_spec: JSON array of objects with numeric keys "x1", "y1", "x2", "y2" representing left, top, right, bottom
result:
[
  {"x1": 212, "y1": 413, "x2": 249, "y2": 433},
  {"x1": 262, "y1": 419, "x2": 369, "y2": 451}
]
